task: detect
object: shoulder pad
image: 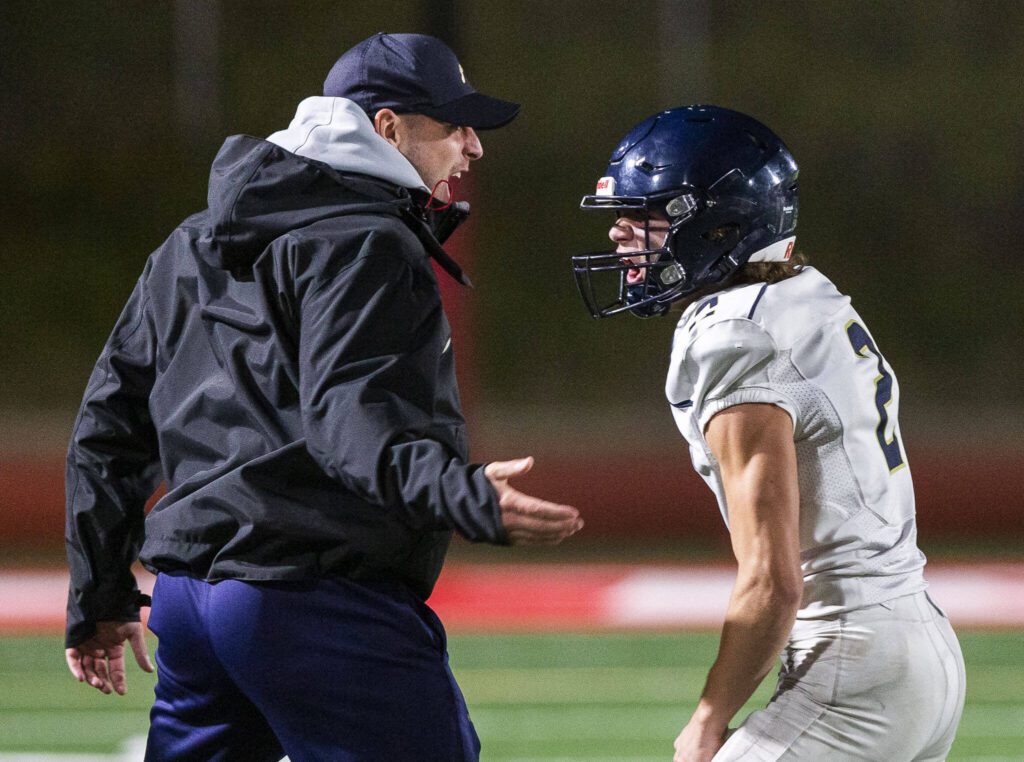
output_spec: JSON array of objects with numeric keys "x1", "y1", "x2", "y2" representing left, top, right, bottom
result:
[{"x1": 666, "y1": 316, "x2": 780, "y2": 424}]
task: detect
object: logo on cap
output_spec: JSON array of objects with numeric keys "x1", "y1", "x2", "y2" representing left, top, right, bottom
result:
[{"x1": 323, "y1": 33, "x2": 520, "y2": 130}]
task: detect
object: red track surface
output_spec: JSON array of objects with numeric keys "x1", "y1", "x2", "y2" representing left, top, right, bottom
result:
[{"x1": 5, "y1": 562, "x2": 1023, "y2": 634}]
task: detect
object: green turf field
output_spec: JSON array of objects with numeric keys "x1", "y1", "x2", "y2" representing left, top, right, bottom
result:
[{"x1": 1, "y1": 632, "x2": 1020, "y2": 760}]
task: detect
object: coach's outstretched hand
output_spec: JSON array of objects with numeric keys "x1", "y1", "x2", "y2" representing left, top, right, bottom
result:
[
  {"x1": 66, "y1": 620, "x2": 154, "y2": 695},
  {"x1": 485, "y1": 457, "x2": 583, "y2": 545}
]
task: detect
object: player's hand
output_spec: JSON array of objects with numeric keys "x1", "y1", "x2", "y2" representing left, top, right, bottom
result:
[
  {"x1": 66, "y1": 620, "x2": 154, "y2": 695},
  {"x1": 485, "y1": 457, "x2": 583, "y2": 545},
  {"x1": 673, "y1": 718, "x2": 727, "y2": 762}
]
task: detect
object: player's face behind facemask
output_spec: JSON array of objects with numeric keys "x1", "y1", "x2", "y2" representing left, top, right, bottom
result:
[
  {"x1": 573, "y1": 204, "x2": 685, "y2": 320},
  {"x1": 608, "y1": 212, "x2": 671, "y2": 286}
]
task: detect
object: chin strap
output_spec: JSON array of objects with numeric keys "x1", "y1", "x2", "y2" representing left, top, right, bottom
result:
[{"x1": 426, "y1": 179, "x2": 453, "y2": 211}]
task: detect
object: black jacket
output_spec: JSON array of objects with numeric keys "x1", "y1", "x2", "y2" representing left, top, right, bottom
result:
[{"x1": 65, "y1": 135, "x2": 506, "y2": 647}]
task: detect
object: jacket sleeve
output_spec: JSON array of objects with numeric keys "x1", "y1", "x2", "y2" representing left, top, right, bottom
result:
[
  {"x1": 297, "y1": 230, "x2": 507, "y2": 544},
  {"x1": 65, "y1": 276, "x2": 162, "y2": 647}
]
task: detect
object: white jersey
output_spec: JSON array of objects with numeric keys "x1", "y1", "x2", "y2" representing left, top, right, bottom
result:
[{"x1": 665, "y1": 267, "x2": 927, "y2": 618}]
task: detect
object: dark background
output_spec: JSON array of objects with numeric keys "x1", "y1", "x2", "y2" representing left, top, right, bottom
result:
[{"x1": 2, "y1": 1, "x2": 1022, "y2": 548}]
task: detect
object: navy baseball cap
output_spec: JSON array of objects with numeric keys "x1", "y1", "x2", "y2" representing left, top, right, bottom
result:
[{"x1": 323, "y1": 33, "x2": 520, "y2": 130}]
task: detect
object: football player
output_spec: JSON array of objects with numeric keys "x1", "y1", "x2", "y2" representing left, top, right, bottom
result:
[{"x1": 574, "y1": 106, "x2": 965, "y2": 761}]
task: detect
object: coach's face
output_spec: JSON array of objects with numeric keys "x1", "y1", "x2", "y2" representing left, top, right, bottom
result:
[
  {"x1": 374, "y1": 109, "x2": 483, "y2": 203},
  {"x1": 609, "y1": 214, "x2": 671, "y2": 285}
]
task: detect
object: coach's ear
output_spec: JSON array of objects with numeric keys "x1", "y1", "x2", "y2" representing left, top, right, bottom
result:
[{"x1": 373, "y1": 109, "x2": 400, "y2": 147}]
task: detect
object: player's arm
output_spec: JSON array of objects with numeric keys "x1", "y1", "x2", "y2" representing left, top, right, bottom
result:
[{"x1": 675, "y1": 402, "x2": 801, "y2": 762}]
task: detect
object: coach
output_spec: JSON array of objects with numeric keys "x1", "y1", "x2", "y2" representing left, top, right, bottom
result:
[{"x1": 64, "y1": 32, "x2": 582, "y2": 761}]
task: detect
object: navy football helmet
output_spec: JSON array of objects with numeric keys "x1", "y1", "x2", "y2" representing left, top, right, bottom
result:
[{"x1": 573, "y1": 105, "x2": 799, "y2": 318}]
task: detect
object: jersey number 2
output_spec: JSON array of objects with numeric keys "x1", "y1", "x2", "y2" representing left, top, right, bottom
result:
[{"x1": 846, "y1": 321, "x2": 905, "y2": 473}]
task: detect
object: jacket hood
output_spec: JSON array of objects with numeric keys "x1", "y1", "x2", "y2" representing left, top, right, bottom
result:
[
  {"x1": 267, "y1": 97, "x2": 429, "y2": 191},
  {"x1": 197, "y1": 98, "x2": 430, "y2": 271}
]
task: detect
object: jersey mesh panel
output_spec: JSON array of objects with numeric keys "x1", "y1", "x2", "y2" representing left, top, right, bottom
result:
[{"x1": 767, "y1": 350, "x2": 905, "y2": 608}]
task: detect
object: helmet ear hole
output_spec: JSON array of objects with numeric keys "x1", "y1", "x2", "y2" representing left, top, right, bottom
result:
[{"x1": 703, "y1": 224, "x2": 739, "y2": 243}]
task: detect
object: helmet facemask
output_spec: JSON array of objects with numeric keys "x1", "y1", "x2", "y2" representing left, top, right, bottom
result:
[{"x1": 572, "y1": 190, "x2": 699, "y2": 319}]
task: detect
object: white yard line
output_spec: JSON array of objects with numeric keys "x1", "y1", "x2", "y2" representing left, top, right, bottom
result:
[{"x1": 0, "y1": 736, "x2": 146, "y2": 762}]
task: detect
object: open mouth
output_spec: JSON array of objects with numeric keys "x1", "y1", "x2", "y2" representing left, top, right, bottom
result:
[
  {"x1": 623, "y1": 260, "x2": 645, "y2": 285},
  {"x1": 441, "y1": 171, "x2": 467, "y2": 200}
]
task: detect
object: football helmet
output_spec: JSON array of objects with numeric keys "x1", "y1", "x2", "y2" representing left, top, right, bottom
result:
[{"x1": 573, "y1": 105, "x2": 799, "y2": 318}]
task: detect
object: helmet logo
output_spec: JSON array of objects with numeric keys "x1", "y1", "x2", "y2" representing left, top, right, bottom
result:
[
  {"x1": 749, "y1": 236, "x2": 797, "y2": 263},
  {"x1": 595, "y1": 176, "x2": 616, "y2": 196}
]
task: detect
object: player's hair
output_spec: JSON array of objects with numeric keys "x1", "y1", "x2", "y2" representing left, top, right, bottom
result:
[
  {"x1": 731, "y1": 250, "x2": 807, "y2": 287},
  {"x1": 669, "y1": 250, "x2": 807, "y2": 314}
]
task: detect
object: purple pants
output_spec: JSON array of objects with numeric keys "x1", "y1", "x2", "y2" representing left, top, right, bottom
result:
[{"x1": 145, "y1": 571, "x2": 480, "y2": 761}]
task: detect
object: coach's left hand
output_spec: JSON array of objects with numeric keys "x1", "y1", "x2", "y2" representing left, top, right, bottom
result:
[
  {"x1": 66, "y1": 620, "x2": 154, "y2": 695},
  {"x1": 485, "y1": 457, "x2": 583, "y2": 545}
]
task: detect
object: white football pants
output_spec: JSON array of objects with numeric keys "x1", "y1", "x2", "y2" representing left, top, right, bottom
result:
[{"x1": 714, "y1": 590, "x2": 966, "y2": 761}]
